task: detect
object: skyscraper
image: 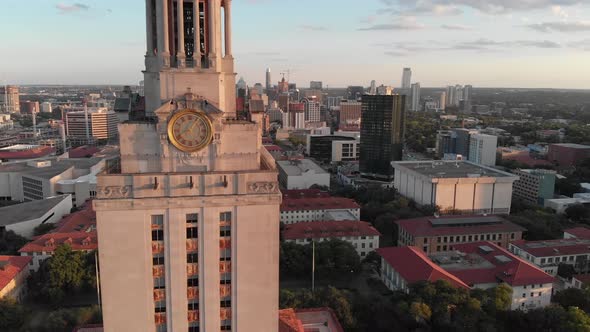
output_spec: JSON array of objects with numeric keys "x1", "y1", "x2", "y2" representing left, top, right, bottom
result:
[
  {"x1": 266, "y1": 68, "x2": 272, "y2": 91},
  {"x1": 0, "y1": 85, "x2": 20, "y2": 113},
  {"x1": 401, "y1": 68, "x2": 412, "y2": 89},
  {"x1": 439, "y1": 91, "x2": 446, "y2": 110},
  {"x1": 369, "y1": 80, "x2": 377, "y2": 95},
  {"x1": 95, "y1": 2, "x2": 281, "y2": 332},
  {"x1": 463, "y1": 85, "x2": 473, "y2": 102},
  {"x1": 462, "y1": 84, "x2": 473, "y2": 112},
  {"x1": 303, "y1": 98, "x2": 321, "y2": 123},
  {"x1": 360, "y1": 94, "x2": 406, "y2": 180},
  {"x1": 410, "y1": 83, "x2": 421, "y2": 111}
]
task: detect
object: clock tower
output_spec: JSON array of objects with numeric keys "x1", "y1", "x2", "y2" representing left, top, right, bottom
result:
[{"x1": 94, "y1": 1, "x2": 281, "y2": 332}]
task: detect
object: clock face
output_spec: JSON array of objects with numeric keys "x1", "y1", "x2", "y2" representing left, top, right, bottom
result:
[{"x1": 167, "y1": 110, "x2": 213, "y2": 153}]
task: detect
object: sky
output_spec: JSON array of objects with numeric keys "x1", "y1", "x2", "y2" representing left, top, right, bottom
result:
[{"x1": 1, "y1": 0, "x2": 590, "y2": 88}]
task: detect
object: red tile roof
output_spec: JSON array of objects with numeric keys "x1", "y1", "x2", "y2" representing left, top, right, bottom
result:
[
  {"x1": 510, "y1": 238, "x2": 590, "y2": 258},
  {"x1": 68, "y1": 146, "x2": 100, "y2": 158},
  {"x1": 279, "y1": 309, "x2": 305, "y2": 332},
  {"x1": 396, "y1": 215, "x2": 525, "y2": 237},
  {"x1": 0, "y1": 146, "x2": 55, "y2": 160},
  {"x1": 53, "y1": 201, "x2": 95, "y2": 233},
  {"x1": 574, "y1": 274, "x2": 590, "y2": 285},
  {"x1": 0, "y1": 256, "x2": 32, "y2": 291},
  {"x1": 279, "y1": 308, "x2": 345, "y2": 332},
  {"x1": 564, "y1": 227, "x2": 590, "y2": 239},
  {"x1": 281, "y1": 196, "x2": 360, "y2": 212},
  {"x1": 451, "y1": 242, "x2": 554, "y2": 287},
  {"x1": 501, "y1": 151, "x2": 553, "y2": 167},
  {"x1": 282, "y1": 189, "x2": 331, "y2": 199},
  {"x1": 18, "y1": 231, "x2": 97, "y2": 253},
  {"x1": 283, "y1": 220, "x2": 380, "y2": 240},
  {"x1": 264, "y1": 145, "x2": 283, "y2": 152},
  {"x1": 376, "y1": 246, "x2": 470, "y2": 289},
  {"x1": 295, "y1": 308, "x2": 345, "y2": 332}
]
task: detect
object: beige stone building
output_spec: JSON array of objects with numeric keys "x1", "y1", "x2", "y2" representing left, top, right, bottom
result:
[
  {"x1": 94, "y1": 1, "x2": 281, "y2": 332},
  {"x1": 0, "y1": 256, "x2": 32, "y2": 302}
]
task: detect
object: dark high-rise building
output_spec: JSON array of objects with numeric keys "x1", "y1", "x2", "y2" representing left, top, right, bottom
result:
[{"x1": 360, "y1": 95, "x2": 406, "y2": 180}]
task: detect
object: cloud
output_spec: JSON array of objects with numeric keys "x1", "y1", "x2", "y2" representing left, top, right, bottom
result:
[
  {"x1": 359, "y1": 16, "x2": 426, "y2": 30},
  {"x1": 298, "y1": 25, "x2": 328, "y2": 31},
  {"x1": 379, "y1": 0, "x2": 582, "y2": 15},
  {"x1": 525, "y1": 21, "x2": 590, "y2": 32},
  {"x1": 551, "y1": 5, "x2": 569, "y2": 18},
  {"x1": 378, "y1": 38, "x2": 564, "y2": 56},
  {"x1": 441, "y1": 24, "x2": 472, "y2": 30},
  {"x1": 569, "y1": 39, "x2": 590, "y2": 51},
  {"x1": 56, "y1": 3, "x2": 90, "y2": 13}
]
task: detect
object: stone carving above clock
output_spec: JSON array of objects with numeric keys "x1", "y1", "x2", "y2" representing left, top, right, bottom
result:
[
  {"x1": 247, "y1": 182, "x2": 279, "y2": 194},
  {"x1": 97, "y1": 185, "x2": 133, "y2": 199}
]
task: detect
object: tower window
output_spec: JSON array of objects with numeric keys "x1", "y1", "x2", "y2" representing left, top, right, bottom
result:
[
  {"x1": 187, "y1": 253, "x2": 199, "y2": 263},
  {"x1": 220, "y1": 212, "x2": 232, "y2": 222},
  {"x1": 188, "y1": 302, "x2": 199, "y2": 311},
  {"x1": 152, "y1": 230, "x2": 164, "y2": 241},
  {"x1": 151, "y1": 215, "x2": 164, "y2": 227},
  {"x1": 221, "y1": 300, "x2": 231, "y2": 308},
  {"x1": 186, "y1": 213, "x2": 198, "y2": 223},
  {"x1": 153, "y1": 256, "x2": 165, "y2": 265},
  {"x1": 187, "y1": 277, "x2": 199, "y2": 287},
  {"x1": 187, "y1": 227, "x2": 198, "y2": 239}
]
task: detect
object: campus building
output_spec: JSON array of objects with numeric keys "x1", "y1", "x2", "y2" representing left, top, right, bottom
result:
[
  {"x1": 392, "y1": 160, "x2": 519, "y2": 215},
  {"x1": 396, "y1": 215, "x2": 524, "y2": 254}
]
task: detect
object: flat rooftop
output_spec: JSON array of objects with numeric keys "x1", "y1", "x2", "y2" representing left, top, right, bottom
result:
[
  {"x1": 0, "y1": 157, "x2": 103, "y2": 180},
  {"x1": 511, "y1": 238, "x2": 590, "y2": 257},
  {"x1": 551, "y1": 143, "x2": 590, "y2": 149},
  {"x1": 0, "y1": 195, "x2": 70, "y2": 226},
  {"x1": 397, "y1": 215, "x2": 525, "y2": 237},
  {"x1": 277, "y1": 159, "x2": 327, "y2": 176},
  {"x1": 392, "y1": 160, "x2": 515, "y2": 179},
  {"x1": 431, "y1": 251, "x2": 496, "y2": 271}
]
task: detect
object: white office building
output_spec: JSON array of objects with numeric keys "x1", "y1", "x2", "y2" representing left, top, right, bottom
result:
[
  {"x1": 392, "y1": 160, "x2": 519, "y2": 215},
  {"x1": 277, "y1": 159, "x2": 330, "y2": 190},
  {"x1": 468, "y1": 134, "x2": 498, "y2": 166},
  {"x1": 410, "y1": 83, "x2": 421, "y2": 111}
]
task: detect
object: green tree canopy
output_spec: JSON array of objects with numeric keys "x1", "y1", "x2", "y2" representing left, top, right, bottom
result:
[{"x1": 0, "y1": 298, "x2": 27, "y2": 331}]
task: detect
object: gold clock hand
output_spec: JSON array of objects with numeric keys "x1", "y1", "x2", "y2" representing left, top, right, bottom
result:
[{"x1": 180, "y1": 120, "x2": 197, "y2": 136}]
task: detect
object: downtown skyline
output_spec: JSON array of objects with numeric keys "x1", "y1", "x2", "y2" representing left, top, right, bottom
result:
[{"x1": 1, "y1": 0, "x2": 590, "y2": 88}]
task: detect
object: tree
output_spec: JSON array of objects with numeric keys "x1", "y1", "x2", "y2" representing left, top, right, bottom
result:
[
  {"x1": 34, "y1": 223, "x2": 56, "y2": 236},
  {"x1": 29, "y1": 245, "x2": 97, "y2": 304},
  {"x1": 48, "y1": 244, "x2": 87, "y2": 292},
  {"x1": 565, "y1": 306, "x2": 590, "y2": 332},
  {"x1": 0, "y1": 230, "x2": 28, "y2": 255},
  {"x1": 315, "y1": 239, "x2": 361, "y2": 280},
  {"x1": 557, "y1": 263, "x2": 576, "y2": 280},
  {"x1": 566, "y1": 204, "x2": 590, "y2": 222},
  {"x1": 410, "y1": 301, "x2": 432, "y2": 324},
  {"x1": 280, "y1": 242, "x2": 310, "y2": 279},
  {"x1": 553, "y1": 288, "x2": 590, "y2": 314},
  {"x1": 280, "y1": 239, "x2": 361, "y2": 282},
  {"x1": 556, "y1": 178, "x2": 583, "y2": 197},
  {"x1": 0, "y1": 298, "x2": 27, "y2": 331},
  {"x1": 490, "y1": 283, "x2": 512, "y2": 312}
]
